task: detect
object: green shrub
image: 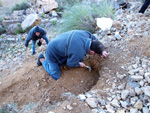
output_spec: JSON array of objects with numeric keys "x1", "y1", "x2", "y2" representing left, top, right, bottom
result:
[
  {"x1": 57, "y1": 1, "x2": 115, "y2": 34},
  {"x1": 56, "y1": 0, "x2": 82, "y2": 10},
  {"x1": 12, "y1": 2, "x2": 29, "y2": 12},
  {"x1": 0, "y1": 27, "x2": 6, "y2": 35},
  {"x1": 41, "y1": 13, "x2": 45, "y2": 18},
  {"x1": 52, "y1": 20, "x2": 56, "y2": 26}
]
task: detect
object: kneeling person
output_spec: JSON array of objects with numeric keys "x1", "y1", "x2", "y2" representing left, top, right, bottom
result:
[{"x1": 37, "y1": 30, "x2": 108, "y2": 80}]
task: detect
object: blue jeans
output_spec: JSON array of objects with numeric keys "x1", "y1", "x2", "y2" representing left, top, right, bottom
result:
[
  {"x1": 42, "y1": 59, "x2": 61, "y2": 80},
  {"x1": 32, "y1": 40, "x2": 36, "y2": 53}
]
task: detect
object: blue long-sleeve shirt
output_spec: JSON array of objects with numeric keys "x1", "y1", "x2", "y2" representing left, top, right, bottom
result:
[
  {"x1": 45, "y1": 30, "x2": 98, "y2": 68},
  {"x1": 25, "y1": 26, "x2": 49, "y2": 47}
]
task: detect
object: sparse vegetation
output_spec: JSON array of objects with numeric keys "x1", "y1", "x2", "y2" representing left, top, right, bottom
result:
[
  {"x1": 56, "y1": 0, "x2": 82, "y2": 10},
  {"x1": 0, "y1": 27, "x2": 6, "y2": 35},
  {"x1": 56, "y1": 1, "x2": 115, "y2": 34},
  {"x1": 52, "y1": 20, "x2": 56, "y2": 26},
  {"x1": 12, "y1": 2, "x2": 29, "y2": 12},
  {"x1": 41, "y1": 13, "x2": 45, "y2": 18},
  {"x1": 0, "y1": 0, "x2": 2, "y2": 6}
]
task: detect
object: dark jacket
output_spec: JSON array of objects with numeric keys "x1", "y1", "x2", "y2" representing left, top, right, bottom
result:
[
  {"x1": 45, "y1": 30, "x2": 98, "y2": 68},
  {"x1": 25, "y1": 26, "x2": 47, "y2": 47}
]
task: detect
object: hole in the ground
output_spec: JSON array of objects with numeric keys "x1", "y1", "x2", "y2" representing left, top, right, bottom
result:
[{"x1": 0, "y1": 57, "x2": 100, "y2": 108}]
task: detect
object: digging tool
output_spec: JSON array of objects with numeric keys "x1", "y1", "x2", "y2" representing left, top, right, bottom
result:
[{"x1": 84, "y1": 65, "x2": 91, "y2": 72}]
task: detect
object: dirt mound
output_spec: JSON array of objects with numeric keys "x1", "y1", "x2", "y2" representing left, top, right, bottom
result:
[{"x1": 0, "y1": 55, "x2": 101, "y2": 108}]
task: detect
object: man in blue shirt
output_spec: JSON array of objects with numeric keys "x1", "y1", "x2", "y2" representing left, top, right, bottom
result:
[
  {"x1": 25, "y1": 26, "x2": 49, "y2": 55},
  {"x1": 37, "y1": 30, "x2": 108, "y2": 80}
]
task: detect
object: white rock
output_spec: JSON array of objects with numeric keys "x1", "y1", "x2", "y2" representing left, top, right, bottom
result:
[
  {"x1": 86, "y1": 98, "x2": 97, "y2": 108},
  {"x1": 21, "y1": 14, "x2": 41, "y2": 30},
  {"x1": 128, "y1": 67, "x2": 142, "y2": 75},
  {"x1": 106, "y1": 104, "x2": 115, "y2": 113},
  {"x1": 130, "y1": 108, "x2": 138, "y2": 113},
  {"x1": 85, "y1": 93, "x2": 92, "y2": 98},
  {"x1": 139, "y1": 80, "x2": 145, "y2": 87},
  {"x1": 129, "y1": 89, "x2": 136, "y2": 97},
  {"x1": 144, "y1": 73, "x2": 150, "y2": 83},
  {"x1": 134, "y1": 100, "x2": 143, "y2": 110},
  {"x1": 120, "y1": 101, "x2": 128, "y2": 108},
  {"x1": 115, "y1": 32, "x2": 122, "y2": 40},
  {"x1": 111, "y1": 99, "x2": 120, "y2": 108},
  {"x1": 142, "y1": 86, "x2": 150, "y2": 97},
  {"x1": 78, "y1": 94, "x2": 86, "y2": 101},
  {"x1": 121, "y1": 90, "x2": 129, "y2": 100},
  {"x1": 130, "y1": 76, "x2": 143, "y2": 82},
  {"x1": 48, "y1": 112, "x2": 54, "y2": 113},
  {"x1": 66, "y1": 105, "x2": 73, "y2": 111},
  {"x1": 116, "y1": 109, "x2": 125, "y2": 113},
  {"x1": 135, "y1": 87, "x2": 143, "y2": 95},
  {"x1": 142, "y1": 107, "x2": 149, "y2": 113},
  {"x1": 130, "y1": 97, "x2": 138, "y2": 105},
  {"x1": 97, "y1": 17, "x2": 113, "y2": 31}
]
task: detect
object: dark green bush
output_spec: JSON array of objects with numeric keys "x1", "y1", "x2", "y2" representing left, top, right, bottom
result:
[{"x1": 12, "y1": 2, "x2": 29, "y2": 12}]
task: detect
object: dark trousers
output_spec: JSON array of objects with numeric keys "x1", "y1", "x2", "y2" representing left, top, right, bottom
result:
[{"x1": 139, "y1": 0, "x2": 150, "y2": 13}]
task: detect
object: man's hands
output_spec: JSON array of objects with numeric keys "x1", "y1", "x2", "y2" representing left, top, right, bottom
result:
[
  {"x1": 40, "y1": 38, "x2": 44, "y2": 42},
  {"x1": 101, "y1": 51, "x2": 108, "y2": 59},
  {"x1": 79, "y1": 62, "x2": 86, "y2": 67}
]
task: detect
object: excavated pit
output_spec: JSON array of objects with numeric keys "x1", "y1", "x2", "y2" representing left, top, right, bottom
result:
[{"x1": 0, "y1": 55, "x2": 102, "y2": 107}]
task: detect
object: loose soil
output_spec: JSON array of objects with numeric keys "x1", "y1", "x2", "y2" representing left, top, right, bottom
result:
[{"x1": 0, "y1": 35, "x2": 150, "y2": 111}]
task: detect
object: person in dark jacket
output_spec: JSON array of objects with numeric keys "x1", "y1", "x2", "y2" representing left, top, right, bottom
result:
[
  {"x1": 25, "y1": 26, "x2": 49, "y2": 55},
  {"x1": 139, "y1": 0, "x2": 150, "y2": 13},
  {"x1": 37, "y1": 30, "x2": 108, "y2": 80}
]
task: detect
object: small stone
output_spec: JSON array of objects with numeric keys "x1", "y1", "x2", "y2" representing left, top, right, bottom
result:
[
  {"x1": 139, "y1": 80, "x2": 145, "y2": 87},
  {"x1": 111, "y1": 99, "x2": 120, "y2": 107},
  {"x1": 128, "y1": 68, "x2": 142, "y2": 75},
  {"x1": 118, "y1": 84, "x2": 126, "y2": 90},
  {"x1": 116, "y1": 109, "x2": 125, "y2": 113},
  {"x1": 130, "y1": 76, "x2": 143, "y2": 82},
  {"x1": 67, "y1": 105, "x2": 73, "y2": 111},
  {"x1": 129, "y1": 89, "x2": 136, "y2": 97},
  {"x1": 142, "y1": 86, "x2": 150, "y2": 97},
  {"x1": 134, "y1": 100, "x2": 143, "y2": 110},
  {"x1": 78, "y1": 94, "x2": 86, "y2": 101},
  {"x1": 130, "y1": 97, "x2": 138, "y2": 105},
  {"x1": 106, "y1": 104, "x2": 115, "y2": 113},
  {"x1": 115, "y1": 32, "x2": 122, "y2": 40},
  {"x1": 135, "y1": 87, "x2": 143, "y2": 95},
  {"x1": 144, "y1": 73, "x2": 150, "y2": 83},
  {"x1": 85, "y1": 93, "x2": 92, "y2": 98},
  {"x1": 142, "y1": 107, "x2": 149, "y2": 113},
  {"x1": 130, "y1": 108, "x2": 138, "y2": 113},
  {"x1": 86, "y1": 98, "x2": 97, "y2": 108},
  {"x1": 98, "y1": 99, "x2": 106, "y2": 106},
  {"x1": 72, "y1": 102, "x2": 77, "y2": 107},
  {"x1": 121, "y1": 90, "x2": 129, "y2": 100},
  {"x1": 48, "y1": 112, "x2": 54, "y2": 113},
  {"x1": 120, "y1": 101, "x2": 128, "y2": 108}
]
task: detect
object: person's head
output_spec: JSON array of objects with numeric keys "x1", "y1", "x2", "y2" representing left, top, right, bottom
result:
[
  {"x1": 35, "y1": 32, "x2": 40, "y2": 36},
  {"x1": 89, "y1": 40, "x2": 104, "y2": 55},
  {"x1": 34, "y1": 26, "x2": 40, "y2": 36}
]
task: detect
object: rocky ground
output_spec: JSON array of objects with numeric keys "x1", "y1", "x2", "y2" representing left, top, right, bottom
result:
[{"x1": 0, "y1": 1, "x2": 150, "y2": 113}]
